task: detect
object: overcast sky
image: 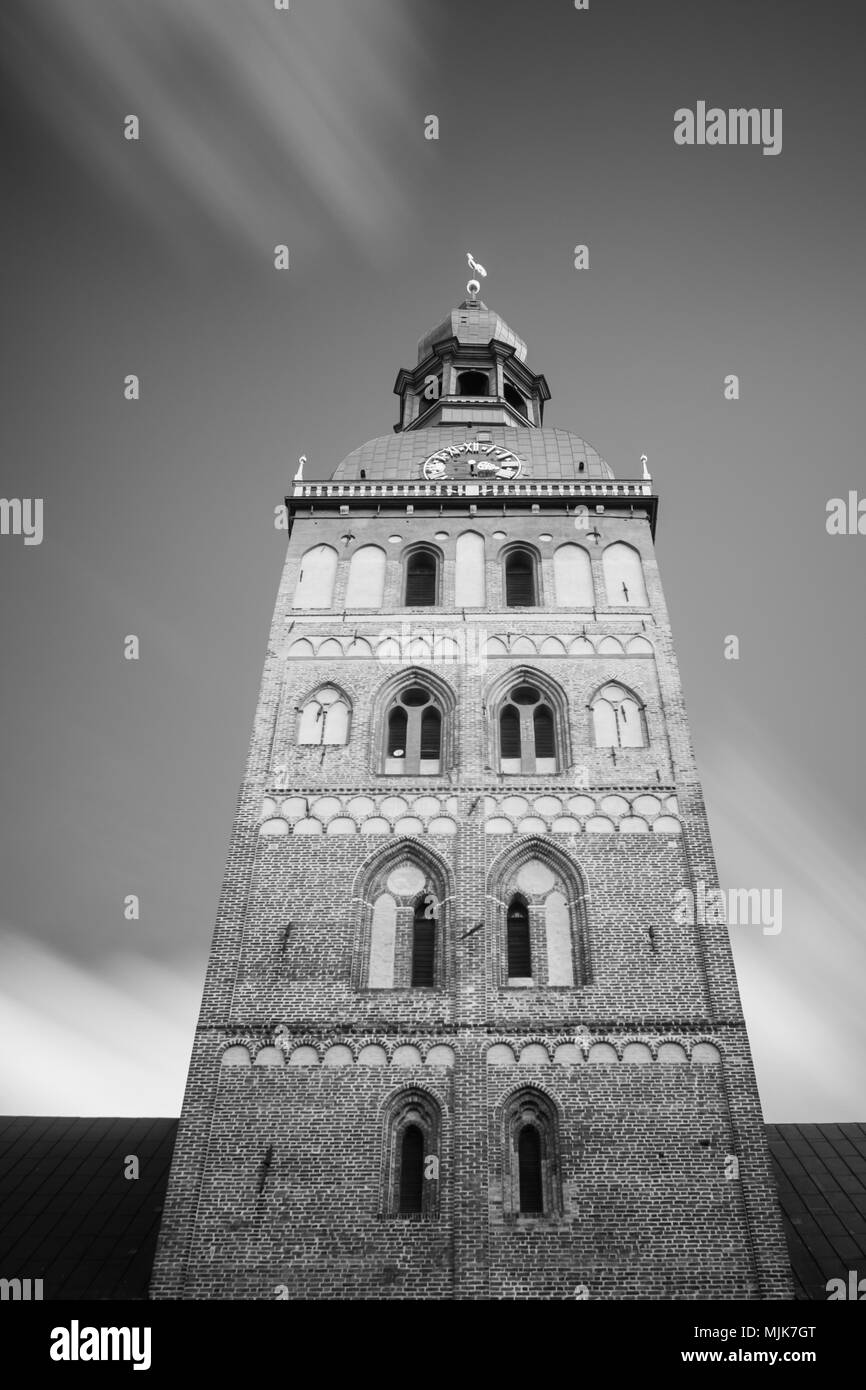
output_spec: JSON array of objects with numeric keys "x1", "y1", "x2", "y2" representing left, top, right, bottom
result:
[{"x1": 1, "y1": 0, "x2": 863, "y2": 1121}]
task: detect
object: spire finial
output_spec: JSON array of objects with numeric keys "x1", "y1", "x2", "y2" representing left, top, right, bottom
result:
[{"x1": 466, "y1": 250, "x2": 487, "y2": 299}]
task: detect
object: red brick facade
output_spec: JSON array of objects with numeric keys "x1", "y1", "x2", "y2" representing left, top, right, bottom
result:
[{"x1": 151, "y1": 305, "x2": 792, "y2": 1300}]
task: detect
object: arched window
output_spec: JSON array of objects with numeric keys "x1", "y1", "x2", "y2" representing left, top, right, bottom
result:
[
  {"x1": 553, "y1": 543, "x2": 594, "y2": 607},
  {"x1": 518, "y1": 1126, "x2": 543, "y2": 1213},
  {"x1": 591, "y1": 683, "x2": 647, "y2": 748},
  {"x1": 504, "y1": 382, "x2": 528, "y2": 418},
  {"x1": 502, "y1": 1089, "x2": 561, "y2": 1218},
  {"x1": 385, "y1": 686, "x2": 442, "y2": 774},
  {"x1": 498, "y1": 684, "x2": 557, "y2": 773},
  {"x1": 491, "y1": 847, "x2": 588, "y2": 988},
  {"x1": 297, "y1": 686, "x2": 351, "y2": 745},
  {"x1": 293, "y1": 544, "x2": 337, "y2": 609},
  {"x1": 347, "y1": 545, "x2": 386, "y2": 607},
  {"x1": 506, "y1": 895, "x2": 532, "y2": 980},
  {"x1": 455, "y1": 531, "x2": 485, "y2": 606},
  {"x1": 398, "y1": 1125, "x2": 425, "y2": 1214},
  {"x1": 456, "y1": 369, "x2": 489, "y2": 396},
  {"x1": 602, "y1": 541, "x2": 648, "y2": 607},
  {"x1": 359, "y1": 851, "x2": 448, "y2": 991},
  {"x1": 504, "y1": 548, "x2": 537, "y2": 606},
  {"x1": 411, "y1": 894, "x2": 436, "y2": 987},
  {"x1": 382, "y1": 1089, "x2": 442, "y2": 1219},
  {"x1": 404, "y1": 549, "x2": 438, "y2": 606}
]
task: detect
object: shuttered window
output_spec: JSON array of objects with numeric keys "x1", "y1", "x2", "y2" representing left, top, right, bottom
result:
[
  {"x1": 500, "y1": 705, "x2": 521, "y2": 759},
  {"x1": 507, "y1": 896, "x2": 532, "y2": 978},
  {"x1": 398, "y1": 1124, "x2": 425, "y2": 1214},
  {"x1": 405, "y1": 551, "x2": 437, "y2": 606},
  {"x1": 505, "y1": 550, "x2": 536, "y2": 606},
  {"x1": 533, "y1": 705, "x2": 555, "y2": 758},
  {"x1": 420, "y1": 707, "x2": 441, "y2": 760},
  {"x1": 411, "y1": 899, "x2": 436, "y2": 987},
  {"x1": 518, "y1": 1126, "x2": 544, "y2": 1214},
  {"x1": 387, "y1": 707, "x2": 408, "y2": 757}
]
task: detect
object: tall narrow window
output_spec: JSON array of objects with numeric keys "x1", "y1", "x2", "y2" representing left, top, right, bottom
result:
[
  {"x1": 518, "y1": 1127, "x2": 544, "y2": 1214},
  {"x1": 505, "y1": 550, "x2": 536, "y2": 606},
  {"x1": 496, "y1": 853, "x2": 584, "y2": 989},
  {"x1": 503, "y1": 1089, "x2": 561, "y2": 1218},
  {"x1": 420, "y1": 707, "x2": 441, "y2": 762},
  {"x1": 497, "y1": 683, "x2": 558, "y2": 773},
  {"x1": 383, "y1": 1091, "x2": 441, "y2": 1219},
  {"x1": 387, "y1": 706, "x2": 408, "y2": 759},
  {"x1": 533, "y1": 705, "x2": 555, "y2": 760},
  {"x1": 411, "y1": 895, "x2": 436, "y2": 987},
  {"x1": 499, "y1": 705, "x2": 521, "y2": 768},
  {"x1": 297, "y1": 687, "x2": 351, "y2": 745},
  {"x1": 405, "y1": 550, "x2": 437, "y2": 606},
  {"x1": 507, "y1": 895, "x2": 532, "y2": 979},
  {"x1": 385, "y1": 687, "x2": 443, "y2": 774},
  {"x1": 398, "y1": 1125, "x2": 425, "y2": 1214}
]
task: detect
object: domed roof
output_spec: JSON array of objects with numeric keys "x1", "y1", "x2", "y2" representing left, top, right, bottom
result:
[
  {"x1": 330, "y1": 426, "x2": 614, "y2": 482},
  {"x1": 417, "y1": 299, "x2": 528, "y2": 364}
]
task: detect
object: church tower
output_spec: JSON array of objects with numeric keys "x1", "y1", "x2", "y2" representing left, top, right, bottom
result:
[{"x1": 151, "y1": 274, "x2": 792, "y2": 1300}]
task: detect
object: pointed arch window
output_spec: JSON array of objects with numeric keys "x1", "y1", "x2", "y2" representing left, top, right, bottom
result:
[
  {"x1": 297, "y1": 687, "x2": 350, "y2": 745},
  {"x1": 498, "y1": 684, "x2": 557, "y2": 773},
  {"x1": 361, "y1": 856, "x2": 447, "y2": 992},
  {"x1": 591, "y1": 683, "x2": 647, "y2": 748},
  {"x1": 502, "y1": 1089, "x2": 561, "y2": 1219},
  {"x1": 504, "y1": 549, "x2": 537, "y2": 607},
  {"x1": 411, "y1": 894, "x2": 436, "y2": 987},
  {"x1": 385, "y1": 686, "x2": 442, "y2": 774},
  {"x1": 494, "y1": 853, "x2": 588, "y2": 989},
  {"x1": 383, "y1": 1090, "x2": 441, "y2": 1219},
  {"x1": 404, "y1": 549, "x2": 438, "y2": 606},
  {"x1": 398, "y1": 1125, "x2": 425, "y2": 1214},
  {"x1": 518, "y1": 1125, "x2": 543, "y2": 1213},
  {"x1": 506, "y1": 895, "x2": 532, "y2": 980}
]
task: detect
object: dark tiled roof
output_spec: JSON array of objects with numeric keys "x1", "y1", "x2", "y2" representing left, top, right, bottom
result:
[
  {"x1": 2, "y1": 1116, "x2": 864, "y2": 1300},
  {"x1": 767, "y1": 1123, "x2": 866, "y2": 1300},
  {"x1": 0, "y1": 1116, "x2": 177, "y2": 1300}
]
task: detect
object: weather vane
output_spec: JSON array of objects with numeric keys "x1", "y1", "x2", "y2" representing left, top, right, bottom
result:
[{"x1": 466, "y1": 251, "x2": 487, "y2": 298}]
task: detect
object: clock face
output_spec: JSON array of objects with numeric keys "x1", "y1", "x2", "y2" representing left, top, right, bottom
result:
[{"x1": 421, "y1": 442, "x2": 523, "y2": 482}]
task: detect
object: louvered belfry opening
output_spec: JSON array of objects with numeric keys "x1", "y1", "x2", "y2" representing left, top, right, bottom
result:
[
  {"x1": 387, "y1": 706, "x2": 407, "y2": 757},
  {"x1": 420, "y1": 707, "x2": 441, "y2": 760},
  {"x1": 518, "y1": 1125, "x2": 544, "y2": 1214},
  {"x1": 507, "y1": 895, "x2": 532, "y2": 978},
  {"x1": 500, "y1": 705, "x2": 521, "y2": 760},
  {"x1": 505, "y1": 549, "x2": 535, "y2": 606},
  {"x1": 405, "y1": 550, "x2": 437, "y2": 605},
  {"x1": 398, "y1": 1124, "x2": 425, "y2": 1215},
  {"x1": 533, "y1": 704, "x2": 555, "y2": 759},
  {"x1": 411, "y1": 896, "x2": 436, "y2": 987}
]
